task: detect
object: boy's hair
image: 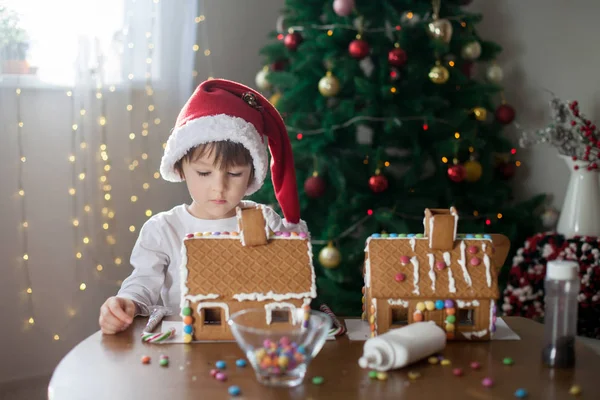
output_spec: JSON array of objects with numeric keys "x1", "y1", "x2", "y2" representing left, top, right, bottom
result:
[{"x1": 173, "y1": 140, "x2": 255, "y2": 183}]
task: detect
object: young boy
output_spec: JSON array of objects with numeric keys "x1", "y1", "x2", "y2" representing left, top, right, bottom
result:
[{"x1": 99, "y1": 79, "x2": 306, "y2": 334}]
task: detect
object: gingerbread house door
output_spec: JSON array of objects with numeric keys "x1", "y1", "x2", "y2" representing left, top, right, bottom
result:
[{"x1": 422, "y1": 309, "x2": 444, "y2": 326}]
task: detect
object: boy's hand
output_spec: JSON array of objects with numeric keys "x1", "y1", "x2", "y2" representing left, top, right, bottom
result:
[{"x1": 99, "y1": 296, "x2": 136, "y2": 334}]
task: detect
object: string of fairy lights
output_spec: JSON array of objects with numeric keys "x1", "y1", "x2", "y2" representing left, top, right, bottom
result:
[{"x1": 13, "y1": 1, "x2": 208, "y2": 341}]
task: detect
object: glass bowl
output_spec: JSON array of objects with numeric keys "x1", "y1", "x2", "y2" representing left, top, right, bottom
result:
[{"x1": 227, "y1": 307, "x2": 332, "y2": 387}]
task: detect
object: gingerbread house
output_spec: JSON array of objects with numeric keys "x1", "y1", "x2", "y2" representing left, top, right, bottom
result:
[
  {"x1": 179, "y1": 205, "x2": 316, "y2": 341},
  {"x1": 362, "y1": 207, "x2": 510, "y2": 341}
]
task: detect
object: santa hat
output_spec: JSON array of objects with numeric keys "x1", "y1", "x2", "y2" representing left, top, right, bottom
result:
[{"x1": 160, "y1": 79, "x2": 300, "y2": 224}]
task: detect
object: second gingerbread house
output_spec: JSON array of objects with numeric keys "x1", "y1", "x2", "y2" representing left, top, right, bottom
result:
[
  {"x1": 362, "y1": 208, "x2": 510, "y2": 341},
  {"x1": 179, "y1": 205, "x2": 316, "y2": 341}
]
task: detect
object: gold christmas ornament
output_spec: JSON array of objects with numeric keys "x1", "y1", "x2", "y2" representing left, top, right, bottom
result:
[
  {"x1": 464, "y1": 159, "x2": 483, "y2": 182},
  {"x1": 428, "y1": 62, "x2": 449, "y2": 84},
  {"x1": 269, "y1": 92, "x2": 282, "y2": 107},
  {"x1": 318, "y1": 241, "x2": 341, "y2": 269},
  {"x1": 461, "y1": 41, "x2": 482, "y2": 60},
  {"x1": 472, "y1": 107, "x2": 487, "y2": 121},
  {"x1": 427, "y1": 18, "x2": 453, "y2": 43},
  {"x1": 486, "y1": 63, "x2": 504, "y2": 83},
  {"x1": 318, "y1": 71, "x2": 341, "y2": 97},
  {"x1": 255, "y1": 66, "x2": 272, "y2": 91}
]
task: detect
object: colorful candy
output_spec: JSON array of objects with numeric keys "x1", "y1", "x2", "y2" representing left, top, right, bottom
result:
[
  {"x1": 452, "y1": 368, "x2": 463, "y2": 376},
  {"x1": 215, "y1": 372, "x2": 227, "y2": 381},
  {"x1": 215, "y1": 360, "x2": 226, "y2": 369},
  {"x1": 302, "y1": 304, "x2": 311, "y2": 328},
  {"x1": 376, "y1": 372, "x2": 388, "y2": 381},
  {"x1": 210, "y1": 369, "x2": 218, "y2": 377},
  {"x1": 569, "y1": 385, "x2": 582, "y2": 396},
  {"x1": 408, "y1": 371, "x2": 421, "y2": 380},
  {"x1": 482, "y1": 377, "x2": 494, "y2": 387},
  {"x1": 394, "y1": 273, "x2": 406, "y2": 282},
  {"x1": 368, "y1": 370, "x2": 378, "y2": 379},
  {"x1": 428, "y1": 356, "x2": 439, "y2": 365},
  {"x1": 470, "y1": 257, "x2": 481, "y2": 266},
  {"x1": 441, "y1": 359, "x2": 451, "y2": 366},
  {"x1": 470, "y1": 361, "x2": 481, "y2": 370},
  {"x1": 159, "y1": 355, "x2": 169, "y2": 367},
  {"x1": 400, "y1": 255, "x2": 410, "y2": 264},
  {"x1": 141, "y1": 355, "x2": 151, "y2": 364},
  {"x1": 503, "y1": 357, "x2": 514, "y2": 365},
  {"x1": 235, "y1": 359, "x2": 247, "y2": 367},
  {"x1": 514, "y1": 388, "x2": 528, "y2": 398},
  {"x1": 252, "y1": 336, "x2": 308, "y2": 377},
  {"x1": 228, "y1": 385, "x2": 241, "y2": 396},
  {"x1": 312, "y1": 376, "x2": 325, "y2": 385}
]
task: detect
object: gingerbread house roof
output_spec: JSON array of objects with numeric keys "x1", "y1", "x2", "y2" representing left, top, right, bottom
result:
[
  {"x1": 365, "y1": 234, "x2": 500, "y2": 300},
  {"x1": 181, "y1": 232, "x2": 316, "y2": 305}
]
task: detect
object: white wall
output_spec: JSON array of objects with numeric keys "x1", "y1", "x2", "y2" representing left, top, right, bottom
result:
[{"x1": 1, "y1": 0, "x2": 599, "y2": 386}]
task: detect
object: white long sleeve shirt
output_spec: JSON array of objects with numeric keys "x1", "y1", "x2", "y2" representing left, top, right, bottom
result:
[{"x1": 117, "y1": 200, "x2": 307, "y2": 315}]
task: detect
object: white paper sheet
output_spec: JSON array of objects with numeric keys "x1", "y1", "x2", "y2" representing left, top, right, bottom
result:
[
  {"x1": 152, "y1": 321, "x2": 337, "y2": 344},
  {"x1": 345, "y1": 317, "x2": 520, "y2": 341}
]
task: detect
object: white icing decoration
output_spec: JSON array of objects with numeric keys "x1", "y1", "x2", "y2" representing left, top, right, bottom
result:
[
  {"x1": 260, "y1": 204, "x2": 271, "y2": 239},
  {"x1": 458, "y1": 241, "x2": 473, "y2": 287},
  {"x1": 196, "y1": 302, "x2": 230, "y2": 321},
  {"x1": 180, "y1": 241, "x2": 190, "y2": 309},
  {"x1": 427, "y1": 254, "x2": 436, "y2": 291},
  {"x1": 410, "y1": 238, "x2": 416, "y2": 251},
  {"x1": 482, "y1": 243, "x2": 487, "y2": 252},
  {"x1": 364, "y1": 257, "x2": 371, "y2": 288},
  {"x1": 185, "y1": 293, "x2": 219, "y2": 302},
  {"x1": 489, "y1": 299, "x2": 495, "y2": 336},
  {"x1": 236, "y1": 206, "x2": 246, "y2": 246},
  {"x1": 428, "y1": 217, "x2": 435, "y2": 248},
  {"x1": 456, "y1": 300, "x2": 480, "y2": 308},
  {"x1": 372, "y1": 298, "x2": 378, "y2": 330},
  {"x1": 462, "y1": 329, "x2": 488, "y2": 340},
  {"x1": 444, "y1": 252, "x2": 456, "y2": 293},
  {"x1": 264, "y1": 302, "x2": 298, "y2": 325},
  {"x1": 411, "y1": 256, "x2": 420, "y2": 295},
  {"x1": 387, "y1": 299, "x2": 409, "y2": 307},
  {"x1": 450, "y1": 207, "x2": 458, "y2": 242},
  {"x1": 484, "y1": 254, "x2": 492, "y2": 287}
]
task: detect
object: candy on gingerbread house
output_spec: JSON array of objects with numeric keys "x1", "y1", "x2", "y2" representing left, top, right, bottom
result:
[
  {"x1": 180, "y1": 204, "x2": 316, "y2": 341},
  {"x1": 362, "y1": 207, "x2": 510, "y2": 341}
]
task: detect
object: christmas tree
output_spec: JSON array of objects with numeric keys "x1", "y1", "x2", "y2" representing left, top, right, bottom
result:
[{"x1": 250, "y1": 0, "x2": 545, "y2": 316}]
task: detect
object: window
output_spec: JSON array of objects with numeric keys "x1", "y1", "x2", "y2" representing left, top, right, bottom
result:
[
  {"x1": 0, "y1": 0, "x2": 158, "y2": 87},
  {"x1": 271, "y1": 310, "x2": 290, "y2": 323},
  {"x1": 457, "y1": 309, "x2": 475, "y2": 326},
  {"x1": 203, "y1": 308, "x2": 222, "y2": 325},
  {"x1": 391, "y1": 307, "x2": 408, "y2": 326}
]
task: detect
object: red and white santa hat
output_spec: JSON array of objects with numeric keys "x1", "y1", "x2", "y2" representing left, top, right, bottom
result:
[{"x1": 160, "y1": 78, "x2": 300, "y2": 224}]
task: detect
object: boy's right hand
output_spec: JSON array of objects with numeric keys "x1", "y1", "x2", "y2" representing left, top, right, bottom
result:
[{"x1": 99, "y1": 296, "x2": 135, "y2": 334}]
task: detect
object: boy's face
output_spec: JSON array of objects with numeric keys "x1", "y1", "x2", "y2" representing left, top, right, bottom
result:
[{"x1": 182, "y1": 150, "x2": 252, "y2": 220}]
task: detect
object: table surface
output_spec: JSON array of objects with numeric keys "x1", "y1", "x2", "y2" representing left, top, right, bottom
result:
[{"x1": 48, "y1": 317, "x2": 598, "y2": 400}]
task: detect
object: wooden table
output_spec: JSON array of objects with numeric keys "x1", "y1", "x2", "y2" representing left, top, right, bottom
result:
[{"x1": 49, "y1": 317, "x2": 597, "y2": 400}]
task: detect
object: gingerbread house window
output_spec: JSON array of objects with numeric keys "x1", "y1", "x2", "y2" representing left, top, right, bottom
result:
[
  {"x1": 203, "y1": 308, "x2": 222, "y2": 325},
  {"x1": 457, "y1": 309, "x2": 475, "y2": 326},
  {"x1": 391, "y1": 307, "x2": 408, "y2": 326},
  {"x1": 271, "y1": 310, "x2": 290, "y2": 323}
]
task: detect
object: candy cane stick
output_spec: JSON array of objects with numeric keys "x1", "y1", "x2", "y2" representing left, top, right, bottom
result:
[
  {"x1": 142, "y1": 327, "x2": 176, "y2": 343},
  {"x1": 320, "y1": 303, "x2": 346, "y2": 336}
]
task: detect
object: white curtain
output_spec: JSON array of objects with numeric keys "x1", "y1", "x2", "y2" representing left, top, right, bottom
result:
[{"x1": 0, "y1": 0, "x2": 198, "y2": 382}]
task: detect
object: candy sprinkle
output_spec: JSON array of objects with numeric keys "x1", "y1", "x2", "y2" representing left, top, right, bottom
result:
[
  {"x1": 470, "y1": 361, "x2": 481, "y2": 370},
  {"x1": 514, "y1": 388, "x2": 528, "y2": 398},
  {"x1": 376, "y1": 372, "x2": 388, "y2": 381},
  {"x1": 569, "y1": 385, "x2": 582, "y2": 396},
  {"x1": 503, "y1": 357, "x2": 514, "y2": 365},
  {"x1": 235, "y1": 359, "x2": 247, "y2": 367},
  {"x1": 141, "y1": 355, "x2": 151, "y2": 364},
  {"x1": 482, "y1": 377, "x2": 494, "y2": 388},
  {"x1": 368, "y1": 370, "x2": 378, "y2": 379},
  {"x1": 428, "y1": 356, "x2": 439, "y2": 365},
  {"x1": 408, "y1": 371, "x2": 421, "y2": 380},
  {"x1": 228, "y1": 385, "x2": 241, "y2": 396},
  {"x1": 312, "y1": 376, "x2": 325, "y2": 385}
]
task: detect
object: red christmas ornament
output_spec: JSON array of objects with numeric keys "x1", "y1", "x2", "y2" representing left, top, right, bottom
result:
[
  {"x1": 497, "y1": 162, "x2": 516, "y2": 180},
  {"x1": 349, "y1": 39, "x2": 370, "y2": 59},
  {"x1": 388, "y1": 48, "x2": 407, "y2": 67},
  {"x1": 304, "y1": 175, "x2": 326, "y2": 198},
  {"x1": 369, "y1": 174, "x2": 388, "y2": 193},
  {"x1": 447, "y1": 163, "x2": 466, "y2": 182},
  {"x1": 284, "y1": 32, "x2": 303, "y2": 51},
  {"x1": 495, "y1": 104, "x2": 516, "y2": 124},
  {"x1": 271, "y1": 59, "x2": 288, "y2": 71}
]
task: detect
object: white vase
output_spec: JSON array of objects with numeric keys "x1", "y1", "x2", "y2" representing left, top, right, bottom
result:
[{"x1": 556, "y1": 155, "x2": 600, "y2": 237}]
